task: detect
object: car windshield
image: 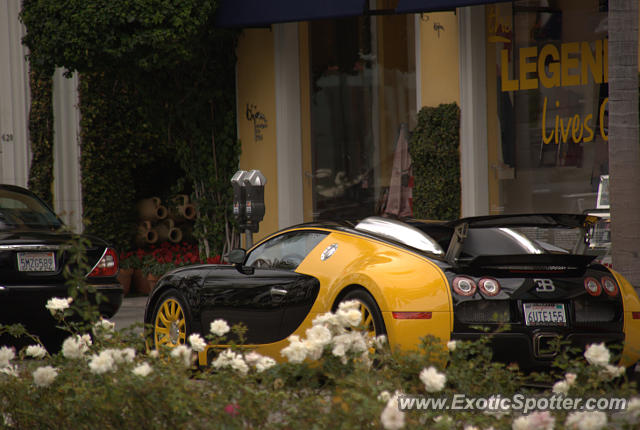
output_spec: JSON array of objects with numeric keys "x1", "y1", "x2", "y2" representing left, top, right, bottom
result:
[
  {"x1": 415, "y1": 223, "x2": 583, "y2": 258},
  {"x1": 0, "y1": 188, "x2": 63, "y2": 231}
]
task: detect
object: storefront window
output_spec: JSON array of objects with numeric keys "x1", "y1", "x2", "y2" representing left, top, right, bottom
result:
[
  {"x1": 308, "y1": 10, "x2": 415, "y2": 221},
  {"x1": 490, "y1": 0, "x2": 609, "y2": 214}
]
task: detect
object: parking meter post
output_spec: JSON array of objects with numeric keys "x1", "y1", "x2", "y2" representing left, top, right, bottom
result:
[
  {"x1": 245, "y1": 229, "x2": 253, "y2": 249},
  {"x1": 244, "y1": 169, "x2": 267, "y2": 236},
  {"x1": 231, "y1": 169, "x2": 265, "y2": 250},
  {"x1": 230, "y1": 170, "x2": 248, "y2": 230}
]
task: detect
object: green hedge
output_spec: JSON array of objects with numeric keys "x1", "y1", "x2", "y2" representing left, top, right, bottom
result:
[
  {"x1": 409, "y1": 103, "x2": 461, "y2": 221},
  {"x1": 26, "y1": 68, "x2": 54, "y2": 207},
  {"x1": 78, "y1": 72, "x2": 162, "y2": 250}
]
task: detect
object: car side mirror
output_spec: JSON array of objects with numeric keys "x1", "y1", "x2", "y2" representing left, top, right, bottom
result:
[
  {"x1": 228, "y1": 248, "x2": 246, "y2": 264},
  {"x1": 228, "y1": 248, "x2": 254, "y2": 275}
]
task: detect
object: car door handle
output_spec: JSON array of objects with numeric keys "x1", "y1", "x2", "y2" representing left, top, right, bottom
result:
[{"x1": 270, "y1": 288, "x2": 288, "y2": 297}]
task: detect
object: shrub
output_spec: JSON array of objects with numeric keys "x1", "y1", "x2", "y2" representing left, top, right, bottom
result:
[{"x1": 409, "y1": 103, "x2": 461, "y2": 221}]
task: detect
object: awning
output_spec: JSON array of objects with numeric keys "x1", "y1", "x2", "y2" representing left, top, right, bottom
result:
[
  {"x1": 396, "y1": 0, "x2": 508, "y2": 14},
  {"x1": 215, "y1": 0, "x2": 368, "y2": 28}
]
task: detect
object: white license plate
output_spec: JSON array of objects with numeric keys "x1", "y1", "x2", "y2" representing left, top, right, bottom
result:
[
  {"x1": 523, "y1": 303, "x2": 566, "y2": 326},
  {"x1": 17, "y1": 252, "x2": 56, "y2": 272}
]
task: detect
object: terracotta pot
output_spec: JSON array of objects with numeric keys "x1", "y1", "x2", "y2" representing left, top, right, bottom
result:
[
  {"x1": 132, "y1": 269, "x2": 152, "y2": 295},
  {"x1": 117, "y1": 268, "x2": 134, "y2": 296},
  {"x1": 146, "y1": 274, "x2": 160, "y2": 291}
]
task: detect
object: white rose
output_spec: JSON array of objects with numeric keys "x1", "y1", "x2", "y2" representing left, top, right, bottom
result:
[
  {"x1": 419, "y1": 366, "x2": 446, "y2": 393},
  {"x1": 584, "y1": 343, "x2": 610, "y2": 367},
  {"x1": 565, "y1": 411, "x2": 607, "y2": 430},
  {"x1": 88, "y1": 350, "x2": 115, "y2": 374},
  {"x1": 25, "y1": 345, "x2": 47, "y2": 359},
  {"x1": 45, "y1": 297, "x2": 73, "y2": 315},
  {"x1": 188, "y1": 334, "x2": 207, "y2": 352},
  {"x1": 32, "y1": 366, "x2": 57, "y2": 387},
  {"x1": 132, "y1": 362, "x2": 153, "y2": 377},
  {"x1": 209, "y1": 319, "x2": 230, "y2": 337},
  {"x1": 0, "y1": 346, "x2": 15, "y2": 367},
  {"x1": 380, "y1": 394, "x2": 405, "y2": 430},
  {"x1": 281, "y1": 335, "x2": 308, "y2": 364}
]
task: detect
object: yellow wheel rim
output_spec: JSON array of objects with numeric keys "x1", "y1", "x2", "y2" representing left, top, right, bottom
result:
[
  {"x1": 154, "y1": 298, "x2": 186, "y2": 348},
  {"x1": 357, "y1": 301, "x2": 377, "y2": 337}
]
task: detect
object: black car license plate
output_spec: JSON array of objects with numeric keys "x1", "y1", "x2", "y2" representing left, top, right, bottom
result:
[
  {"x1": 17, "y1": 252, "x2": 56, "y2": 272},
  {"x1": 523, "y1": 303, "x2": 566, "y2": 326}
]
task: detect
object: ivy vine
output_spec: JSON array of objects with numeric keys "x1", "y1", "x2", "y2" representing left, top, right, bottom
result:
[
  {"x1": 26, "y1": 68, "x2": 54, "y2": 207},
  {"x1": 20, "y1": 0, "x2": 240, "y2": 256}
]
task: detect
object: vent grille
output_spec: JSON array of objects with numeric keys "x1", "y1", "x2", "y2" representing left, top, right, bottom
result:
[
  {"x1": 456, "y1": 300, "x2": 511, "y2": 323},
  {"x1": 574, "y1": 298, "x2": 620, "y2": 323}
]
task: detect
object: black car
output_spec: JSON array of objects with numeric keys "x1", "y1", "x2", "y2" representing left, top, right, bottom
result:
[{"x1": 0, "y1": 185, "x2": 123, "y2": 350}]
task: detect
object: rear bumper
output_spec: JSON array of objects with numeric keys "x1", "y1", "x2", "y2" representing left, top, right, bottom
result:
[
  {"x1": 0, "y1": 283, "x2": 123, "y2": 323},
  {"x1": 452, "y1": 331, "x2": 625, "y2": 370}
]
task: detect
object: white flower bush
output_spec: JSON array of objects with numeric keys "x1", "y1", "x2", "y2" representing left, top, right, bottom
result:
[
  {"x1": 1, "y1": 297, "x2": 638, "y2": 429},
  {"x1": 281, "y1": 303, "x2": 382, "y2": 366}
]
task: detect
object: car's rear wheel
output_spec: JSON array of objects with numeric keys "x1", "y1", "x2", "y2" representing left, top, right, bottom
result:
[
  {"x1": 338, "y1": 289, "x2": 386, "y2": 337},
  {"x1": 152, "y1": 289, "x2": 191, "y2": 349}
]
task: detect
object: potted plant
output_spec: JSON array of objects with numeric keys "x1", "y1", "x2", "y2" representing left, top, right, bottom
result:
[{"x1": 118, "y1": 251, "x2": 143, "y2": 295}]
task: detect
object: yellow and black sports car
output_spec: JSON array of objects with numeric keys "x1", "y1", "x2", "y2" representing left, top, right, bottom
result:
[{"x1": 144, "y1": 214, "x2": 640, "y2": 369}]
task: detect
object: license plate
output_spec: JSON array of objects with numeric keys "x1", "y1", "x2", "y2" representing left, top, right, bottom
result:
[
  {"x1": 17, "y1": 252, "x2": 56, "y2": 272},
  {"x1": 523, "y1": 303, "x2": 566, "y2": 326}
]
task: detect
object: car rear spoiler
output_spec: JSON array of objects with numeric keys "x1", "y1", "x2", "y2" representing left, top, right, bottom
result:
[
  {"x1": 444, "y1": 213, "x2": 599, "y2": 266},
  {"x1": 456, "y1": 253, "x2": 598, "y2": 275}
]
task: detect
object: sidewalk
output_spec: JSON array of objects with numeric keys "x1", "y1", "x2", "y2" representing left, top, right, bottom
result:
[{"x1": 112, "y1": 295, "x2": 147, "y2": 332}]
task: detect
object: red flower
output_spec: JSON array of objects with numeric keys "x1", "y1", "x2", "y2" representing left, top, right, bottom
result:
[
  {"x1": 206, "y1": 255, "x2": 221, "y2": 264},
  {"x1": 224, "y1": 403, "x2": 239, "y2": 417}
]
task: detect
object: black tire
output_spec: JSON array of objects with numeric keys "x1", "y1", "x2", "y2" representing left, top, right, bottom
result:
[
  {"x1": 337, "y1": 289, "x2": 387, "y2": 336},
  {"x1": 151, "y1": 289, "x2": 193, "y2": 349}
]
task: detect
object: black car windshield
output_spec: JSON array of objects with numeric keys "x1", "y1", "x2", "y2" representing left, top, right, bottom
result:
[
  {"x1": 415, "y1": 223, "x2": 580, "y2": 258},
  {"x1": 0, "y1": 188, "x2": 63, "y2": 231}
]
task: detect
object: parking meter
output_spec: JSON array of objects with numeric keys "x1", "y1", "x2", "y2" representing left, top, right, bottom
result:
[
  {"x1": 230, "y1": 170, "x2": 248, "y2": 227},
  {"x1": 244, "y1": 170, "x2": 266, "y2": 234}
]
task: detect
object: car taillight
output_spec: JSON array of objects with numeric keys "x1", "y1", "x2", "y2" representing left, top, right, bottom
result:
[
  {"x1": 88, "y1": 248, "x2": 118, "y2": 277},
  {"x1": 453, "y1": 276, "x2": 477, "y2": 296},
  {"x1": 478, "y1": 278, "x2": 501, "y2": 297},
  {"x1": 584, "y1": 277, "x2": 602, "y2": 296},
  {"x1": 601, "y1": 276, "x2": 619, "y2": 297},
  {"x1": 392, "y1": 312, "x2": 432, "y2": 319}
]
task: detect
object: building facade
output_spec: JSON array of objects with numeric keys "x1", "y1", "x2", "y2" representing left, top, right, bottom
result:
[
  {"x1": 2, "y1": 0, "x2": 635, "y2": 241},
  {"x1": 232, "y1": 0, "x2": 629, "y2": 242}
]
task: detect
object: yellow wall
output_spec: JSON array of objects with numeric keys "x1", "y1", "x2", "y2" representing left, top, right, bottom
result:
[
  {"x1": 419, "y1": 12, "x2": 460, "y2": 107},
  {"x1": 298, "y1": 22, "x2": 314, "y2": 223},
  {"x1": 236, "y1": 29, "x2": 279, "y2": 243}
]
